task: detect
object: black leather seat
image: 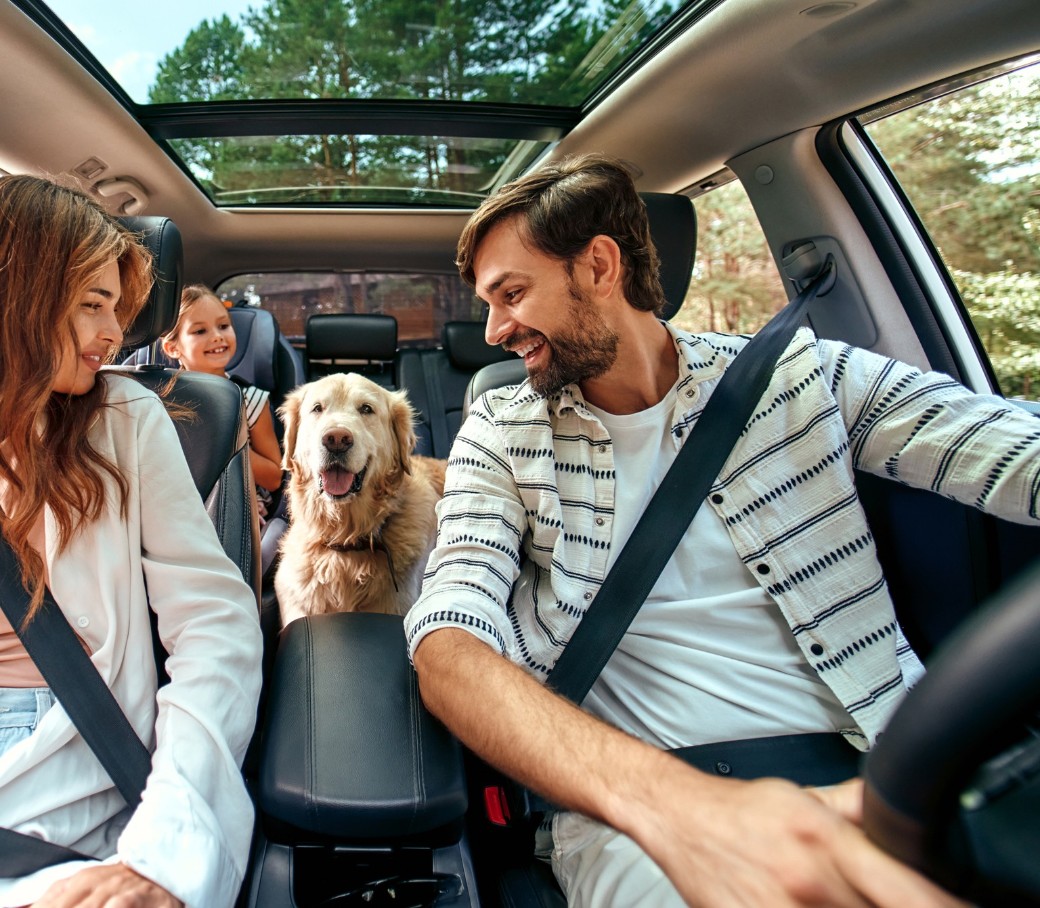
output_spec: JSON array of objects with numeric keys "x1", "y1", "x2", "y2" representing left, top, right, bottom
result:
[
  {"x1": 111, "y1": 217, "x2": 261, "y2": 601},
  {"x1": 224, "y1": 305, "x2": 306, "y2": 424},
  {"x1": 398, "y1": 320, "x2": 513, "y2": 458},
  {"x1": 305, "y1": 312, "x2": 398, "y2": 386}
]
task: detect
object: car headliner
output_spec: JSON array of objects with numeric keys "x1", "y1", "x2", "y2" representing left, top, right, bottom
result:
[{"x1": 0, "y1": 0, "x2": 1037, "y2": 286}]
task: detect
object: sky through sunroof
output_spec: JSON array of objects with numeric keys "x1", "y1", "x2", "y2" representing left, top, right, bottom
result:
[{"x1": 44, "y1": 0, "x2": 256, "y2": 101}]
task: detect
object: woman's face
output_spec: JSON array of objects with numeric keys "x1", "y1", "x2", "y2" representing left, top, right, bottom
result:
[
  {"x1": 164, "y1": 294, "x2": 237, "y2": 376},
  {"x1": 51, "y1": 258, "x2": 123, "y2": 396}
]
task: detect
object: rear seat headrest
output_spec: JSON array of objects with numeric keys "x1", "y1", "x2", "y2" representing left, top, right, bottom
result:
[
  {"x1": 119, "y1": 216, "x2": 183, "y2": 348},
  {"x1": 307, "y1": 314, "x2": 398, "y2": 361},
  {"x1": 442, "y1": 321, "x2": 512, "y2": 371},
  {"x1": 639, "y1": 192, "x2": 697, "y2": 321}
]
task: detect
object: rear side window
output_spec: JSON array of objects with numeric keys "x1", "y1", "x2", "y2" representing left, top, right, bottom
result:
[
  {"x1": 672, "y1": 179, "x2": 787, "y2": 336},
  {"x1": 862, "y1": 60, "x2": 1040, "y2": 400},
  {"x1": 217, "y1": 272, "x2": 481, "y2": 348}
]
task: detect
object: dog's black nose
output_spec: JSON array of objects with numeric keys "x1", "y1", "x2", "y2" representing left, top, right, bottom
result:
[{"x1": 322, "y1": 429, "x2": 353, "y2": 453}]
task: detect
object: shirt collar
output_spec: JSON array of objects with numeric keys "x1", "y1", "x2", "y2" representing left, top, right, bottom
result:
[{"x1": 550, "y1": 321, "x2": 734, "y2": 420}]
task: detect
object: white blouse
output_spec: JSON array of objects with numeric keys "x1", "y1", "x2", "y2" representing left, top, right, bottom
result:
[{"x1": 0, "y1": 375, "x2": 263, "y2": 908}]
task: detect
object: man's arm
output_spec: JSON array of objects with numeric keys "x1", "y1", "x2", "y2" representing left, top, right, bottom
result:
[
  {"x1": 822, "y1": 337, "x2": 1040, "y2": 523},
  {"x1": 414, "y1": 627, "x2": 966, "y2": 908}
]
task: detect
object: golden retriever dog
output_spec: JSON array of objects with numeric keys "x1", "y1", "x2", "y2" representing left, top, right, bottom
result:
[{"x1": 275, "y1": 373, "x2": 446, "y2": 626}]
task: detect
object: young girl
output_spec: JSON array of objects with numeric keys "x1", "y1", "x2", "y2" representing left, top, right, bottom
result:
[
  {"x1": 0, "y1": 175, "x2": 261, "y2": 907},
  {"x1": 161, "y1": 287, "x2": 284, "y2": 516}
]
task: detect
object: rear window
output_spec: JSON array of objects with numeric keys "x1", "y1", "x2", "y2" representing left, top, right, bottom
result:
[{"x1": 216, "y1": 272, "x2": 482, "y2": 348}]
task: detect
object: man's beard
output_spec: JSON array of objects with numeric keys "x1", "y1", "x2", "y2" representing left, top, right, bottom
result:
[{"x1": 523, "y1": 282, "x2": 619, "y2": 397}]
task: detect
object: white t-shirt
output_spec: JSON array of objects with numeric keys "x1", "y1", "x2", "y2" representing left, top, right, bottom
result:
[{"x1": 582, "y1": 386, "x2": 851, "y2": 750}]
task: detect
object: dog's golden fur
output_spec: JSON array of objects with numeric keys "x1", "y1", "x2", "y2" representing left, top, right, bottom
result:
[{"x1": 275, "y1": 373, "x2": 446, "y2": 626}]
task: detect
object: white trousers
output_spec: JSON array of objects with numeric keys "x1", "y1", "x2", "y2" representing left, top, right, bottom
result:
[{"x1": 550, "y1": 811, "x2": 687, "y2": 907}]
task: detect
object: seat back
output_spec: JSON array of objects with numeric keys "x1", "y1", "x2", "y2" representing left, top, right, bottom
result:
[
  {"x1": 305, "y1": 313, "x2": 399, "y2": 386},
  {"x1": 398, "y1": 321, "x2": 513, "y2": 458},
  {"x1": 226, "y1": 305, "x2": 306, "y2": 415},
  {"x1": 113, "y1": 216, "x2": 261, "y2": 599}
]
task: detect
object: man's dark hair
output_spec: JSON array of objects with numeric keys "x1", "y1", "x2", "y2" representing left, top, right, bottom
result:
[{"x1": 456, "y1": 154, "x2": 666, "y2": 314}]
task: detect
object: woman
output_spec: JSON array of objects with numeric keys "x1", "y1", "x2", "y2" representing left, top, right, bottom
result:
[{"x1": 0, "y1": 175, "x2": 262, "y2": 907}]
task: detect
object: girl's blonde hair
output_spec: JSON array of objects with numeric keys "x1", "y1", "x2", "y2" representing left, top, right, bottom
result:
[{"x1": 0, "y1": 174, "x2": 153, "y2": 617}]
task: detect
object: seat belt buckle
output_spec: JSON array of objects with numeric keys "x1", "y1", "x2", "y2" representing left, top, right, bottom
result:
[{"x1": 483, "y1": 781, "x2": 540, "y2": 828}]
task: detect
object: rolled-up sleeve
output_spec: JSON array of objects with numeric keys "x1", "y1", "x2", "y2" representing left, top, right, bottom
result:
[
  {"x1": 406, "y1": 395, "x2": 529, "y2": 662},
  {"x1": 820, "y1": 337, "x2": 1040, "y2": 524}
]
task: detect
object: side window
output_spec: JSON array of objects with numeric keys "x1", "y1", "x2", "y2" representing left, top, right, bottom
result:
[
  {"x1": 671, "y1": 179, "x2": 787, "y2": 336},
  {"x1": 862, "y1": 61, "x2": 1040, "y2": 400},
  {"x1": 216, "y1": 272, "x2": 481, "y2": 349}
]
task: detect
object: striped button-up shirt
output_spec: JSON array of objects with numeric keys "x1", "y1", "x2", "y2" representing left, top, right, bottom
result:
[{"x1": 405, "y1": 324, "x2": 1040, "y2": 747}]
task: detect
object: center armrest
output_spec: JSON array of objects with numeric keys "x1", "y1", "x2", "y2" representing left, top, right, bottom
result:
[{"x1": 258, "y1": 612, "x2": 467, "y2": 841}]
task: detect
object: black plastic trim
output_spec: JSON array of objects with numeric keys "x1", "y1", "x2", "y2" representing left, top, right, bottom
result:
[{"x1": 141, "y1": 100, "x2": 578, "y2": 142}]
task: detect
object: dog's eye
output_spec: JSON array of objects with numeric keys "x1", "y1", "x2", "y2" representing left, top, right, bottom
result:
[
  {"x1": 358, "y1": 403, "x2": 374, "y2": 415},
  {"x1": 311, "y1": 402, "x2": 324, "y2": 414}
]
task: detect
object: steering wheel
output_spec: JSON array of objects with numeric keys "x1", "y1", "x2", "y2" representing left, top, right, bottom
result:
[{"x1": 862, "y1": 560, "x2": 1040, "y2": 906}]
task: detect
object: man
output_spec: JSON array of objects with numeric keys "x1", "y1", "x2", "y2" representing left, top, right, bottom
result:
[{"x1": 405, "y1": 154, "x2": 1039, "y2": 906}]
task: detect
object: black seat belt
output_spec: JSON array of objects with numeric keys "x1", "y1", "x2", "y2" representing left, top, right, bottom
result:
[
  {"x1": 0, "y1": 535, "x2": 152, "y2": 876},
  {"x1": 422, "y1": 352, "x2": 451, "y2": 458},
  {"x1": 547, "y1": 259, "x2": 834, "y2": 705}
]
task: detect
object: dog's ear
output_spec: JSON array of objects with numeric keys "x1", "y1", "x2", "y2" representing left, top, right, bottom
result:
[
  {"x1": 389, "y1": 389, "x2": 417, "y2": 477},
  {"x1": 278, "y1": 387, "x2": 304, "y2": 470}
]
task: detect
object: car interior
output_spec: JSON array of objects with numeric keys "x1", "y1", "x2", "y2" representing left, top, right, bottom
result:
[{"x1": 1, "y1": 0, "x2": 1039, "y2": 905}]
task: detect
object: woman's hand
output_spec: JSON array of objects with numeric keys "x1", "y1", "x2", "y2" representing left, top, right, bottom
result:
[{"x1": 31, "y1": 864, "x2": 183, "y2": 908}]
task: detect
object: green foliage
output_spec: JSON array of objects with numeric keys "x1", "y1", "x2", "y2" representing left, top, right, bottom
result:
[
  {"x1": 867, "y1": 65, "x2": 1040, "y2": 399},
  {"x1": 150, "y1": 15, "x2": 248, "y2": 104},
  {"x1": 148, "y1": 0, "x2": 677, "y2": 202},
  {"x1": 670, "y1": 181, "x2": 787, "y2": 336},
  {"x1": 958, "y1": 269, "x2": 1040, "y2": 398}
]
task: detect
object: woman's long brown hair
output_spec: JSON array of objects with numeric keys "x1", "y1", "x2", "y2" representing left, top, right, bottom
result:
[{"x1": 0, "y1": 175, "x2": 153, "y2": 618}]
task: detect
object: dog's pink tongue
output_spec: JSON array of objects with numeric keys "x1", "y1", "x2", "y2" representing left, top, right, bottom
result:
[{"x1": 321, "y1": 467, "x2": 355, "y2": 496}]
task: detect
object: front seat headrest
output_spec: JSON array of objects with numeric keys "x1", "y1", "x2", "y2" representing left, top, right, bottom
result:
[
  {"x1": 119, "y1": 216, "x2": 183, "y2": 349},
  {"x1": 639, "y1": 192, "x2": 697, "y2": 321}
]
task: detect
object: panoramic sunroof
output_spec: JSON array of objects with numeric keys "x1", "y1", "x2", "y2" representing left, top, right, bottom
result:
[{"x1": 38, "y1": 0, "x2": 686, "y2": 207}]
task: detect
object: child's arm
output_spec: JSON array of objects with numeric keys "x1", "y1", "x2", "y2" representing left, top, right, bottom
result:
[{"x1": 248, "y1": 404, "x2": 284, "y2": 492}]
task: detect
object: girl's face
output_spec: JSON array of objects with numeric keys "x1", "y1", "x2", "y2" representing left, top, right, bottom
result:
[
  {"x1": 164, "y1": 294, "x2": 237, "y2": 376},
  {"x1": 52, "y1": 258, "x2": 123, "y2": 396}
]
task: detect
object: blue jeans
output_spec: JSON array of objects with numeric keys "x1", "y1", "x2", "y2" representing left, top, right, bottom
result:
[{"x1": 0, "y1": 687, "x2": 54, "y2": 757}]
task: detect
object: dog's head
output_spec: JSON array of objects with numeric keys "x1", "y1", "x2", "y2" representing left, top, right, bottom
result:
[{"x1": 279, "y1": 373, "x2": 417, "y2": 513}]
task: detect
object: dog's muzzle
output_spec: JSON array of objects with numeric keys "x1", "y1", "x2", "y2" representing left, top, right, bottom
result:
[{"x1": 319, "y1": 464, "x2": 366, "y2": 499}]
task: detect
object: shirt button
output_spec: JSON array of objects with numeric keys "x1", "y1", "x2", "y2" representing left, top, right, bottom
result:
[
  {"x1": 595, "y1": 517, "x2": 605, "y2": 526},
  {"x1": 685, "y1": 388, "x2": 695, "y2": 398},
  {"x1": 756, "y1": 564, "x2": 770, "y2": 575},
  {"x1": 76, "y1": 616, "x2": 90, "y2": 628},
  {"x1": 710, "y1": 493, "x2": 724, "y2": 505},
  {"x1": 810, "y1": 643, "x2": 825, "y2": 656},
  {"x1": 583, "y1": 591, "x2": 593, "y2": 601},
  {"x1": 715, "y1": 761, "x2": 732, "y2": 775}
]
